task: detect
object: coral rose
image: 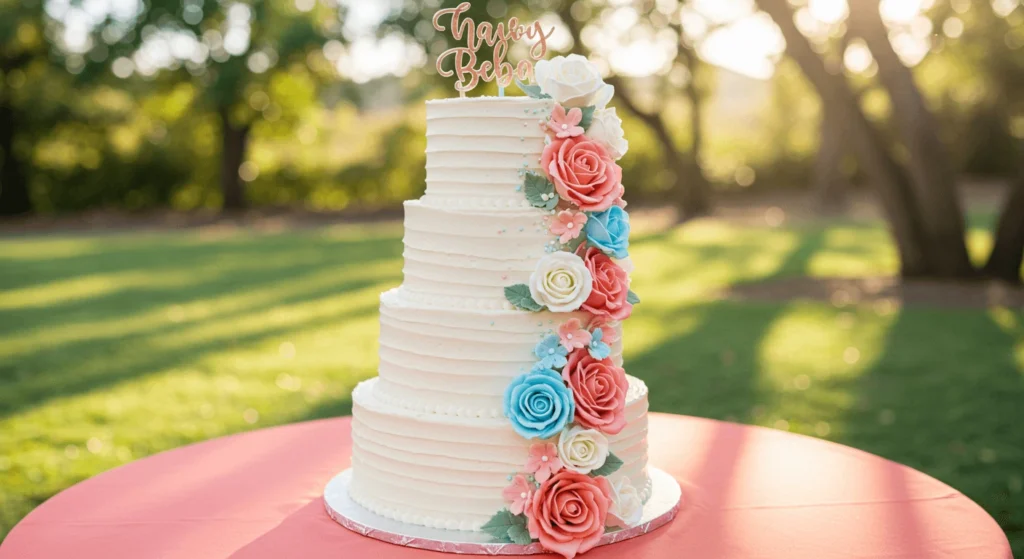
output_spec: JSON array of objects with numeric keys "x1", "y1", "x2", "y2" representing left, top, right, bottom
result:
[
  {"x1": 562, "y1": 348, "x2": 629, "y2": 435},
  {"x1": 541, "y1": 136, "x2": 623, "y2": 212},
  {"x1": 526, "y1": 470, "x2": 613, "y2": 559},
  {"x1": 577, "y1": 246, "x2": 632, "y2": 321}
]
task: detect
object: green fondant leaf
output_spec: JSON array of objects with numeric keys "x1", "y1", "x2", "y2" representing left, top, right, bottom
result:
[
  {"x1": 523, "y1": 172, "x2": 558, "y2": 210},
  {"x1": 507, "y1": 523, "x2": 534, "y2": 545},
  {"x1": 481, "y1": 509, "x2": 517, "y2": 543},
  {"x1": 505, "y1": 284, "x2": 544, "y2": 312},
  {"x1": 590, "y1": 452, "x2": 624, "y2": 477},
  {"x1": 626, "y1": 290, "x2": 641, "y2": 305},
  {"x1": 515, "y1": 78, "x2": 551, "y2": 99},
  {"x1": 578, "y1": 105, "x2": 596, "y2": 130}
]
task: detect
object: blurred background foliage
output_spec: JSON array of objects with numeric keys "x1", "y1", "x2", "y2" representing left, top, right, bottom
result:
[
  {"x1": 0, "y1": 0, "x2": 1020, "y2": 215},
  {"x1": 1, "y1": 0, "x2": 1023, "y2": 280}
]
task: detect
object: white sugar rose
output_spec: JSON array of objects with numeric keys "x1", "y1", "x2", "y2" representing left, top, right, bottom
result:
[
  {"x1": 592, "y1": 83, "x2": 614, "y2": 109},
  {"x1": 557, "y1": 425, "x2": 609, "y2": 474},
  {"x1": 608, "y1": 477, "x2": 644, "y2": 528},
  {"x1": 535, "y1": 54, "x2": 610, "y2": 108},
  {"x1": 587, "y1": 108, "x2": 629, "y2": 159},
  {"x1": 529, "y1": 251, "x2": 593, "y2": 312}
]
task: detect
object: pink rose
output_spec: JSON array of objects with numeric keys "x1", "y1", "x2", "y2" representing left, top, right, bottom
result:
[
  {"x1": 578, "y1": 246, "x2": 632, "y2": 321},
  {"x1": 526, "y1": 470, "x2": 613, "y2": 559},
  {"x1": 541, "y1": 136, "x2": 624, "y2": 212},
  {"x1": 562, "y1": 348, "x2": 629, "y2": 435}
]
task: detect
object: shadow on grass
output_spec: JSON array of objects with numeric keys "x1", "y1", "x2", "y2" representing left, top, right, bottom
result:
[
  {"x1": 0, "y1": 232, "x2": 402, "y2": 335},
  {"x1": 0, "y1": 230, "x2": 403, "y2": 418},
  {"x1": 631, "y1": 221, "x2": 1022, "y2": 552},
  {"x1": 832, "y1": 307, "x2": 1024, "y2": 555},
  {"x1": 626, "y1": 226, "x2": 829, "y2": 548}
]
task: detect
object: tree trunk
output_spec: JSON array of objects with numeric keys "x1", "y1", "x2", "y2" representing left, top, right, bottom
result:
[
  {"x1": 219, "y1": 107, "x2": 250, "y2": 212},
  {"x1": 984, "y1": 175, "x2": 1024, "y2": 284},
  {"x1": 0, "y1": 101, "x2": 31, "y2": 216},
  {"x1": 848, "y1": 1, "x2": 974, "y2": 278},
  {"x1": 813, "y1": 104, "x2": 850, "y2": 210},
  {"x1": 666, "y1": 143, "x2": 710, "y2": 220},
  {"x1": 679, "y1": 44, "x2": 713, "y2": 218},
  {"x1": 757, "y1": 0, "x2": 935, "y2": 277}
]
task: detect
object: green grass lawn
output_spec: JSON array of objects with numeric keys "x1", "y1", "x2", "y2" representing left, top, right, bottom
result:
[{"x1": 1, "y1": 217, "x2": 1022, "y2": 552}]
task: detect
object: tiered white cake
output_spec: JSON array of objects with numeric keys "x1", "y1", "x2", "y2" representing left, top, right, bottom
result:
[{"x1": 347, "y1": 96, "x2": 650, "y2": 531}]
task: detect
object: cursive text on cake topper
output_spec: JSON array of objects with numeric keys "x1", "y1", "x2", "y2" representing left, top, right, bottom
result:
[{"x1": 432, "y1": 2, "x2": 554, "y2": 96}]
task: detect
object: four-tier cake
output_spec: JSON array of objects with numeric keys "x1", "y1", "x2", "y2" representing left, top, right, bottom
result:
[{"x1": 342, "y1": 55, "x2": 657, "y2": 559}]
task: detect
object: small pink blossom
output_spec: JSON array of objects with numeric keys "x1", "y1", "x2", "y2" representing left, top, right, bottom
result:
[
  {"x1": 502, "y1": 474, "x2": 535, "y2": 515},
  {"x1": 557, "y1": 318, "x2": 592, "y2": 351},
  {"x1": 548, "y1": 210, "x2": 587, "y2": 244},
  {"x1": 546, "y1": 104, "x2": 584, "y2": 139},
  {"x1": 525, "y1": 443, "x2": 563, "y2": 483}
]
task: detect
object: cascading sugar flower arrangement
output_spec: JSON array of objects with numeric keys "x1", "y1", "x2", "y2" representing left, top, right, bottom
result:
[{"x1": 482, "y1": 54, "x2": 641, "y2": 559}]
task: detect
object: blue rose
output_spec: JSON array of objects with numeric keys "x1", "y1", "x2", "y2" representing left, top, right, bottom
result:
[
  {"x1": 503, "y1": 369, "x2": 575, "y2": 440},
  {"x1": 585, "y1": 206, "x2": 630, "y2": 259}
]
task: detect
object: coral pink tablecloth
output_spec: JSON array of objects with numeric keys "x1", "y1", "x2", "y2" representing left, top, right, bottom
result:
[{"x1": 0, "y1": 414, "x2": 1011, "y2": 558}]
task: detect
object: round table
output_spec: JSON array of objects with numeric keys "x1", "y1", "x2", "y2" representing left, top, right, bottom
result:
[{"x1": 0, "y1": 414, "x2": 1010, "y2": 559}]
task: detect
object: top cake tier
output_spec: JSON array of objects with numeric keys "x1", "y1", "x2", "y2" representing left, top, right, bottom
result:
[{"x1": 424, "y1": 96, "x2": 555, "y2": 210}]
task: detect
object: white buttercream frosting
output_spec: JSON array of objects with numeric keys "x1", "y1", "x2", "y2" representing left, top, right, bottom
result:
[
  {"x1": 351, "y1": 376, "x2": 650, "y2": 531},
  {"x1": 347, "y1": 96, "x2": 650, "y2": 533},
  {"x1": 424, "y1": 96, "x2": 553, "y2": 206}
]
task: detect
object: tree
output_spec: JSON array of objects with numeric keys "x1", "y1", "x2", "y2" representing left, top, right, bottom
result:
[
  {"x1": 846, "y1": 0, "x2": 974, "y2": 277},
  {"x1": 756, "y1": 0, "x2": 1023, "y2": 282},
  {"x1": 385, "y1": 0, "x2": 714, "y2": 218},
  {"x1": 556, "y1": 0, "x2": 713, "y2": 218},
  {"x1": 0, "y1": 1, "x2": 47, "y2": 216},
  {"x1": 74, "y1": 0, "x2": 344, "y2": 211},
  {"x1": 812, "y1": 31, "x2": 853, "y2": 210}
]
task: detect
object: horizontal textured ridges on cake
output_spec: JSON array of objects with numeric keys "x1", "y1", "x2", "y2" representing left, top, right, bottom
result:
[
  {"x1": 347, "y1": 96, "x2": 648, "y2": 535},
  {"x1": 376, "y1": 288, "x2": 623, "y2": 417},
  {"x1": 350, "y1": 376, "x2": 650, "y2": 530},
  {"x1": 401, "y1": 200, "x2": 555, "y2": 303},
  {"x1": 424, "y1": 96, "x2": 551, "y2": 206}
]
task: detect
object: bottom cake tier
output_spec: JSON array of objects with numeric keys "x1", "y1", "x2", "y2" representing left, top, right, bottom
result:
[{"x1": 348, "y1": 376, "x2": 651, "y2": 531}]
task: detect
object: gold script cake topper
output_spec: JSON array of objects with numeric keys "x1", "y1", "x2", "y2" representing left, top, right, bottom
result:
[{"x1": 432, "y1": 2, "x2": 554, "y2": 96}]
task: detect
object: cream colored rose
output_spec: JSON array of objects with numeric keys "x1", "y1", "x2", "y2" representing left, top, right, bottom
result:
[
  {"x1": 587, "y1": 108, "x2": 629, "y2": 159},
  {"x1": 535, "y1": 54, "x2": 608, "y2": 108},
  {"x1": 529, "y1": 252, "x2": 593, "y2": 312},
  {"x1": 608, "y1": 477, "x2": 643, "y2": 528},
  {"x1": 556, "y1": 425, "x2": 609, "y2": 474}
]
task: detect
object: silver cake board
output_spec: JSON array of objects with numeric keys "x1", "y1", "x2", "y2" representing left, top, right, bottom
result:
[{"x1": 323, "y1": 467, "x2": 682, "y2": 555}]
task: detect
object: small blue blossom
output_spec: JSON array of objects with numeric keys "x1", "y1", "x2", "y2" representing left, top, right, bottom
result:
[
  {"x1": 587, "y1": 328, "x2": 612, "y2": 360},
  {"x1": 534, "y1": 334, "x2": 568, "y2": 369}
]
